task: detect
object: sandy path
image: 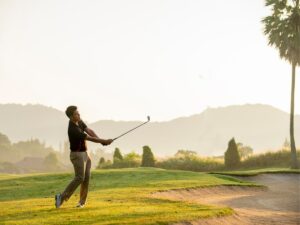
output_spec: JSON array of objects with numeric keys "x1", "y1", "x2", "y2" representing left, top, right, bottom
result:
[{"x1": 151, "y1": 174, "x2": 300, "y2": 225}]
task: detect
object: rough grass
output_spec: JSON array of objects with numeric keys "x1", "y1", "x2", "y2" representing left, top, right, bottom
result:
[
  {"x1": 154, "y1": 150, "x2": 300, "y2": 173},
  {"x1": 156, "y1": 157, "x2": 223, "y2": 172},
  {"x1": 240, "y1": 150, "x2": 300, "y2": 169},
  {"x1": 0, "y1": 167, "x2": 257, "y2": 225}
]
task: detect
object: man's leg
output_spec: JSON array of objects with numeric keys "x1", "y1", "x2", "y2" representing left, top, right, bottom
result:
[
  {"x1": 61, "y1": 152, "x2": 86, "y2": 203},
  {"x1": 79, "y1": 153, "x2": 91, "y2": 205}
]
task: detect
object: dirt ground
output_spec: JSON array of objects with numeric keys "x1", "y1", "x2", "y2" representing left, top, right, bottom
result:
[{"x1": 151, "y1": 174, "x2": 300, "y2": 225}]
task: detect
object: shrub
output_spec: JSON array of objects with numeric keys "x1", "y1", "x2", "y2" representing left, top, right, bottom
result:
[
  {"x1": 97, "y1": 160, "x2": 112, "y2": 169},
  {"x1": 102, "y1": 152, "x2": 141, "y2": 169},
  {"x1": 123, "y1": 152, "x2": 141, "y2": 168}
]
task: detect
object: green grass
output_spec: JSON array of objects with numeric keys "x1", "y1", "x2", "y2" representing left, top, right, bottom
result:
[
  {"x1": 0, "y1": 167, "x2": 257, "y2": 225},
  {"x1": 210, "y1": 167, "x2": 300, "y2": 176}
]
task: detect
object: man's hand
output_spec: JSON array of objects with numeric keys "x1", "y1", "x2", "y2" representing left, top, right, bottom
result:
[{"x1": 102, "y1": 139, "x2": 113, "y2": 146}]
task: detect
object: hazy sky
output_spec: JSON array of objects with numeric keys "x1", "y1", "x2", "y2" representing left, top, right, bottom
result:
[{"x1": 1, "y1": 0, "x2": 299, "y2": 122}]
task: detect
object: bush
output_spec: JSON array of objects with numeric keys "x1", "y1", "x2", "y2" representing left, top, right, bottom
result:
[
  {"x1": 97, "y1": 158, "x2": 113, "y2": 169},
  {"x1": 123, "y1": 152, "x2": 141, "y2": 168},
  {"x1": 141, "y1": 146, "x2": 155, "y2": 167},
  {"x1": 101, "y1": 152, "x2": 141, "y2": 169},
  {"x1": 224, "y1": 138, "x2": 240, "y2": 169}
]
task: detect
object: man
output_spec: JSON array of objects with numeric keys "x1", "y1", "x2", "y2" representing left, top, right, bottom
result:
[{"x1": 55, "y1": 105, "x2": 113, "y2": 208}]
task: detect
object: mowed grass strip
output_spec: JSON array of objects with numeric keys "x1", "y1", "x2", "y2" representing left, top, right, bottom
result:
[
  {"x1": 0, "y1": 168, "x2": 256, "y2": 225},
  {"x1": 210, "y1": 167, "x2": 300, "y2": 176}
]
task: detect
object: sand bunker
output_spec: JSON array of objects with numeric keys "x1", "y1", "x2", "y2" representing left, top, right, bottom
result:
[{"x1": 151, "y1": 174, "x2": 300, "y2": 225}]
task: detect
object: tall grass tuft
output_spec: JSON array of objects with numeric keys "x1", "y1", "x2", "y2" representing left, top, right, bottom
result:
[
  {"x1": 156, "y1": 156, "x2": 224, "y2": 172},
  {"x1": 240, "y1": 149, "x2": 300, "y2": 169}
]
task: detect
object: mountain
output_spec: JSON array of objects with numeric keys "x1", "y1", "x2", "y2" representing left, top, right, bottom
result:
[
  {"x1": 0, "y1": 103, "x2": 299, "y2": 156},
  {"x1": 90, "y1": 104, "x2": 300, "y2": 156},
  {"x1": 0, "y1": 103, "x2": 68, "y2": 149}
]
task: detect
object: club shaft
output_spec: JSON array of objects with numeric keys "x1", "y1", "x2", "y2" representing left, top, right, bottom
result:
[{"x1": 113, "y1": 121, "x2": 149, "y2": 141}]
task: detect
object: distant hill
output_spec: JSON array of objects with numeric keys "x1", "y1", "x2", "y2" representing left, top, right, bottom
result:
[
  {"x1": 0, "y1": 104, "x2": 68, "y2": 149},
  {"x1": 90, "y1": 104, "x2": 300, "y2": 156},
  {"x1": 0, "y1": 103, "x2": 299, "y2": 156}
]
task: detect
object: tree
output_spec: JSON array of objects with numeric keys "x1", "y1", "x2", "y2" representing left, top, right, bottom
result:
[
  {"x1": 224, "y1": 138, "x2": 240, "y2": 169},
  {"x1": 97, "y1": 157, "x2": 107, "y2": 169},
  {"x1": 237, "y1": 142, "x2": 253, "y2": 159},
  {"x1": 283, "y1": 138, "x2": 291, "y2": 150},
  {"x1": 113, "y1": 148, "x2": 123, "y2": 164},
  {"x1": 0, "y1": 133, "x2": 11, "y2": 154},
  {"x1": 123, "y1": 152, "x2": 141, "y2": 168},
  {"x1": 262, "y1": 0, "x2": 300, "y2": 168},
  {"x1": 0, "y1": 132, "x2": 11, "y2": 147},
  {"x1": 60, "y1": 140, "x2": 70, "y2": 164},
  {"x1": 44, "y1": 152, "x2": 59, "y2": 167},
  {"x1": 141, "y1": 146, "x2": 155, "y2": 167},
  {"x1": 99, "y1": 157, "x2": 106, "y2": 164},
  {"x1": 0, "y1": 162, "x2": 19, "y2": 173},
  {"x1": 175, "y1": 150, "x2": 198, "y2": 159}
]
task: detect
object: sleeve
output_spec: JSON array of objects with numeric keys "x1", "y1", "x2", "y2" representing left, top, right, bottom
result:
[
  {"x1": 80, "y1": 120, "x2": 88, "y2": 130},
  {"x1": 70, "y1": 126, "x2": 87, "y2": 140}
]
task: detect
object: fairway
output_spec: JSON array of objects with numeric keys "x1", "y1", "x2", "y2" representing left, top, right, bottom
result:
[{"x1": 0, "y1": 168, "x2": 256, "y2": 225}]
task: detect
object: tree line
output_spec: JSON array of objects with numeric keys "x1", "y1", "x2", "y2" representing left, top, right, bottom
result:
[
  {"x1": 97, "y1": 146, "x2": 155, "y2": 169},
  {"x1": 97, "y1": 137, "x2": 298, "y2": 171}
]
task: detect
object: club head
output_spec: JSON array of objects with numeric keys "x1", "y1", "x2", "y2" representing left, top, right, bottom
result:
[{"x1": 147, "y1": 116, "x2": 150, "y2": 121}]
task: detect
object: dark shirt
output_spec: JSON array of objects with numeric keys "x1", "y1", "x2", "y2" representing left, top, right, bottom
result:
[{"x1": 68, "y1": 120, "x2": 88, "y2": 152}]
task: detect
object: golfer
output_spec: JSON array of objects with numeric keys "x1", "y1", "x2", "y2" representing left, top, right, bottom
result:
[{"x1": 55, "y1": 105, "x2": 113, "y2": 208}]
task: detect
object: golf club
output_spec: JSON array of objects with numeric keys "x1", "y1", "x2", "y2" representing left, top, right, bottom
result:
[{"x1": 112, "y1": 116, "x2": 150, "y2": 141}]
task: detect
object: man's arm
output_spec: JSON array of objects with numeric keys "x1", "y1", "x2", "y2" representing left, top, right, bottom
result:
[
  {"x1": 85, "y1": 135, "x2": 113, "y2": 146},
  {"x1": 85, "y1": 127, "x2": 99, "y2": 138}
]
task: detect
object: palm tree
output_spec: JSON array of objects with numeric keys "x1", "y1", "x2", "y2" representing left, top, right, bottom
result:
[{"x1": 262, "y1": 0, "x2": 300, "y2": 168}]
